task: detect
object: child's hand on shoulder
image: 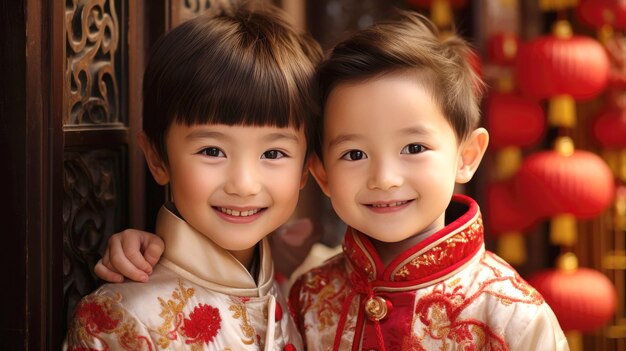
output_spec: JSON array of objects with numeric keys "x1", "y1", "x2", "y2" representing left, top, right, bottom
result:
[{"x1": 94, "y1": 229, "x2": 165, "y2": 283}]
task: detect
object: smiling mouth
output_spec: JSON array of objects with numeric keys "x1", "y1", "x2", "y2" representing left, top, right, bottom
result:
[
  {"x1": 216, "y1": 207, "x2": 262, "y2": 217},
  {"x1": 370, "y1": 200, "x2": 410, "y2": 208}
]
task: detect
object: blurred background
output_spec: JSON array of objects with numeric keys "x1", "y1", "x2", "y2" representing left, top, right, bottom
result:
[{"x1": 2, "y1": 0, "x2": 625, "y2": 349}]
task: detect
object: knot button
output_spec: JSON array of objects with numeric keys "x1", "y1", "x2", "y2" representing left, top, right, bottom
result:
[{"x1": 364, "y1": 296, "x2": 392, "y2": 321}]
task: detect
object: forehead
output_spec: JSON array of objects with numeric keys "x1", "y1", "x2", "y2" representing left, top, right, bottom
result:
[
  {"x1": 167, "y1": 122, "x2": 306, "y2": 143},
  {"x1": 323, "y1": 74, "x2": 451, "y2": 139}
]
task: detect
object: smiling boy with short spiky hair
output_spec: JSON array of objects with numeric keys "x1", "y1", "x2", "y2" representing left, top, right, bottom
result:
[{"x1": 290, "y1": 10, "x2": 568, "y2": 351}]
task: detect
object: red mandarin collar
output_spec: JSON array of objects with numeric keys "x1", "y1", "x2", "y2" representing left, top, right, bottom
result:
[{"x1": 343, "y1": 194, "x2": 484, "y2": 285}]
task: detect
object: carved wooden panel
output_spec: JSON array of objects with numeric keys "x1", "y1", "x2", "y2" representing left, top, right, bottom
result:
[
  {"x1": 62, "y1": 0, "x2": 130, "y2": 332},
  {"x1": 65, "y1": 0, "x2": 122, "y2": 126},
  {"x1": 62, "y1": 148, "x2": 127, "y2": 326},
  {"x1": 171, "y1": 0, "x2": 229, "y2": 27}
]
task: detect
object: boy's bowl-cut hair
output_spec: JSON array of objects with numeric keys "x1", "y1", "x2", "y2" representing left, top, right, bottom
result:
[
  {"x1": 316, "y1": 10, "x2": 484, "y2": 157},
  {"x1": 143, "y1": 1, "x2": 322, "y2": 161}
]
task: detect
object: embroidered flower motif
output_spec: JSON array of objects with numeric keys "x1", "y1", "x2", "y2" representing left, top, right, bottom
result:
[
  {"x1": 229, "y1": 297, "x2": 256, "y2": 345},
  {"x1": 75, "y1": 300, "x2": 120, "y2": 333},
  {"x1": 181, "y1": 304, "x2": 222, "y2": 345},
  {"x1": 67, "y1": 294, "x2": 148, "y2": 351}
]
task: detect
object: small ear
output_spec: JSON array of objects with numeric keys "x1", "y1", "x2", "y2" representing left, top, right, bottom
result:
[
  {"x1": 137, "y1": 132, "x2": 170, "y2": 186},
  {"x1": 456, "y1": 127, "x2": 489, "y2": 184},
  {"x1": 309, "y1": 154, "x2": 331, "y2": 197}
]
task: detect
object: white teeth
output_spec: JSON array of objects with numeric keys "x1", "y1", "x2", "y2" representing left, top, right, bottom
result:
[
  {"x1": 372, "y1": 201, "x2": 407, "y2": 208},
  {"x1": 218, "y1": 208, "x2": 260, "y2": 217}
]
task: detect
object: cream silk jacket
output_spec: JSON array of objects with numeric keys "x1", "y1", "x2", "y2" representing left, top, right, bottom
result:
[
  {"x1": 289, "y1": 195, "x2": 569, "y2": 351},
  {"x1": 65, "y1": 205, "x2": 303, "y2": 351}
]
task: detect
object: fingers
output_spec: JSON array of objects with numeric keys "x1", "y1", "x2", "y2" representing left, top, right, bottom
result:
[
  {"x1": 142, "y1": 234, "x2": 165, "y2": 267},
  {"x1": 109, "y1": 233, "x2": 150, "y2": 282},
  {"x1": 121, "y1": 232, "x2": 154, "y2": 274},
  {"x1": 94, "y1": 258, "x2": 124, "y2": 283}
]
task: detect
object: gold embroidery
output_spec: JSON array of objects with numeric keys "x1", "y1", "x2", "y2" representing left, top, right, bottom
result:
[
  {"x1": 229, "y1": 298, "x2": 256, "y2": 345},
  {"x1": 156, "y1": 279, "x2": 195, "y2": 348},
  {"x1": 471, "y1": 324, "x2": 487, "y2": 349},
  {"x1": 429, "y1": 303, "x2": 452, "y2": 339},
  {"x1": 351, "y1": 234, "x2": 376, "y2": 280},
  {"x1": 392, "y1": 215, "x2": 484, "y2": 280},
  {"x1": 313, "y1": 283, "x2": 346, "y2": 331},
  {"x1": 396, "y1": 266, "x2": 410, "y2": 278}
]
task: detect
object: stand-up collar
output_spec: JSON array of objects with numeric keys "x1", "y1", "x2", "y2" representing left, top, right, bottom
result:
[
  {"x1": 156, "y1": 204, "x2": 274, "y2": 297},
  {"x1": 343, "y1": 194, "x2": 484, "y2": 286}
]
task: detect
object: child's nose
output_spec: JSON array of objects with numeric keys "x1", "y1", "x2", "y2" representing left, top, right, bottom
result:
[
  {"x1": 224, "y1": 163, "x2": 262, "y2": 196},
  {"x1": 366, "y1": 160, "x2": 403, "y2": 190}
]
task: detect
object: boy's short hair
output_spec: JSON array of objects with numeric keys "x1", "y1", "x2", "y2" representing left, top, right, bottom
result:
[
  {"x1": 316, "y1": 11, "x2": 484, "y2": 156},
  {"x1": 143, "y1": 1, "x2": 322, "y2": 161}
]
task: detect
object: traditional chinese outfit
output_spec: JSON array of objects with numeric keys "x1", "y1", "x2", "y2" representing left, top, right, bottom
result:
[
  {"x1": 65, "y1": 205, "x2": 303, "y2": 351},
  {"x1": 289, "y1": 195, "x2": 568, "y2": 351}
]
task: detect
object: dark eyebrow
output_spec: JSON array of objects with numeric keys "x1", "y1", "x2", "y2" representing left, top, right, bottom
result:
[
  {"x1": 263, "y1": 132, "x2": 300, "y2": 143},
  {"x1": 185, "y1": 130, "x2": 300, "y2": 143},
  {"x1": 185, "y1": 130, "x2": 227, "y2": 141},
  {"x1": 401, "y1": 126, "x2": 433, "y2": 136},
  {"x1": 327, "y1": 134, "x2": 360, "y2": 149},
  {"x1": 327, "y1": 126, "x2": 433, "y2": 148}
]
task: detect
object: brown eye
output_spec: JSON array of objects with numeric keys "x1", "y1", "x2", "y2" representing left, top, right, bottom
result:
[
  {"x1": 401, "y1": 144, "x2": 425, "y2": 154},
  {"x1": 199, "y1": 147, "x2": 224, "y2": 157},
  {"x1": 341, "y1": 150, "x2": 366, "y2": 161},
  {"x1": 261, "y1": 150, "x2": 286, "y2": 159}
]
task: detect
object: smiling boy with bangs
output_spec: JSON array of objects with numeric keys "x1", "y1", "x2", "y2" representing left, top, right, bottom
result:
[{"x1": 64, "y1": 2, "x2": 321, "y2": 350}]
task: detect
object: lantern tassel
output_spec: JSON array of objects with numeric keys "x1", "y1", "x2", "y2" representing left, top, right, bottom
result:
[
  {"x1": 616, "y1": 185, "x2": 626, "y2": 231},
  {"x1": 495, "y1": 147, "x2": 522, "y2": 180},
  {"x1": 539, "y1": 0, "x2": 578, "y2": 12},
  {"x1": 497, "y1": 232, "x2": 527, "y2": 265},
  {"x1": 616, "y1": 149, "x2": 626, "y2": 183},
  {"x1": 431, "y1": 0, "x2": 452, "y2": 29},
  {"x1": 565, "y1": 331, "x2": 582, "y2": 351},
  {"x1": 548, "y1": 95, "x2": 576, "y2": 128},
  {"x1": 598, "y1": 25, "x2": 614, "y2": 45},
  {"x1": 556, "y1": 252, "x2": 578, "y2": 272},
  {"x1": 550, "y1": 214, "x2": 577, "y2": 246}
]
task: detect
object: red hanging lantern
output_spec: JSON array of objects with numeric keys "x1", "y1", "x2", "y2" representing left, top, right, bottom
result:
[
  {"x1": 513, "y1": 138, "x2": 615, "y2": 219},
  {"x1": 515, "y1": 21, "x2": 610, "y2": 101},
  {"x1": 576, "y1": 0, "x2": 626, "y2": 30},
  {"x1": 605, "y1": 35, "x2": 626, "y2": 89},
  {"x1": 487, "y1": 32, "x2": 520, "y2": 66},
  {"x1": 528, "y1": 265, "x2": 617, "y2": 332},
  {"x1": 593, "y1": 107, "x2": 626, "y2": 149},
  {"x1": 487, "y1": 93, "x2": 545, "y2": 149},
  {"x1": 486, "y1": 181, "x2": 537, "y2": 235}
]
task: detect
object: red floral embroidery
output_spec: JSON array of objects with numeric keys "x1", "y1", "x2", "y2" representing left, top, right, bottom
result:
[
  {"x1": 67, "y1": 294, "x2": 152, "y2": 351},
  {"x1": 181, "y1": 304, "x2": 222, "y2": 345},
  {"x1": 76, "y1": 301, "x2": 120, "y2": 333}
]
